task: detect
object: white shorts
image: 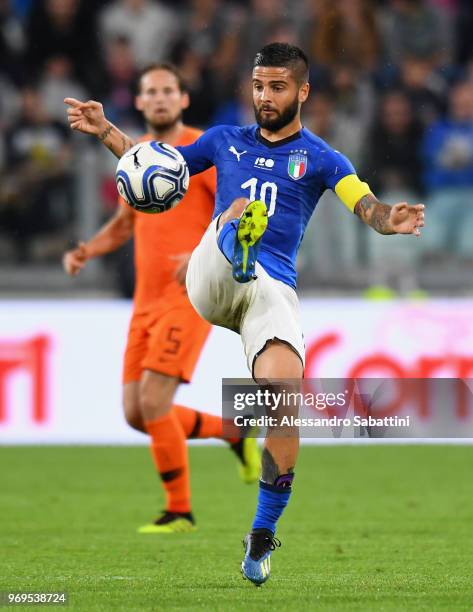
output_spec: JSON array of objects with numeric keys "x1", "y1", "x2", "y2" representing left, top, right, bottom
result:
[{"x1": 186, "y1": 217, "x2": 305, "y2": 374}]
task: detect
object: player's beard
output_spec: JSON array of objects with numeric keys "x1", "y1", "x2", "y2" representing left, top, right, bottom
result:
[
  {"x1": 254, "y1": 95, "x2": 299, "y2": 132},
  {"x1": 146, "y1": 110, "x2": 182, "y2": 135}
]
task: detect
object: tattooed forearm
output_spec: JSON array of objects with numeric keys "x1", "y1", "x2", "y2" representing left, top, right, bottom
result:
[
  {"x1": 104, "y1": 139, "x2": 116, "y2": 154},
  {"x1": 96, "y1": 122, "x2": 135, "y2": 158},
  {"x1": 354, "y1": 194, "x2": 395, "y2": 235},
  {"x1": 121, "y1": 135, "x2": 133, "y2": 155},
  {"x1": 370, "y1": 203, "x2": 393, "y2": 234},
  {"x1": 354, "y1": 194, "x2": 374, "y2": 219},
  {"x1": 98, "y1": 123, "x2": 113, "y2": 142}
]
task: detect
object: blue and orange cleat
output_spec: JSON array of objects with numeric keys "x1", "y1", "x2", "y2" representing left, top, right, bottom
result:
[
  {"x1": 232, "y1": 200, "x2": 268, "y2": 283},
  {"x1": 241, "y1": 528, "x2": 281, "y2": 586}
]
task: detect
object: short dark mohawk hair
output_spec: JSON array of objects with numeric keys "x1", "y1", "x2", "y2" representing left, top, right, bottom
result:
[{"x1": 254, "y1": 42, "x2": 309, "y2": 85}]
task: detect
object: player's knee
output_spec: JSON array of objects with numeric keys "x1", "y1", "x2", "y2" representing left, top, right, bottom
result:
[
  {"x1": 123, "y1": 401, "x2": 145, "y2": 432},
  {"x1": 254, "y1": 340, "x2": 304, "y2": 379},
  {"x1": 223, "y1": 197, "x2": 249, "y2": 223},
  {"x1": 122, "y1": 383, "x2": 146, "y2": 432},
  {"x1": 139, "y1": 385, "x2": 170, "y2": 421},
  {"x1": 230, "y1": 197, "x2": 249, "y2": 217}
]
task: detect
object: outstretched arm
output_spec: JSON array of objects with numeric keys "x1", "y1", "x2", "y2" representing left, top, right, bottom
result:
[
  {"x1": 354, "y1": 193, "x2": 425, "y2": 236},
  {"x1": 64, "y1": 98, "x2": 134, "y2": 158},
  {"x1": 325, "y1": 153, "x2": 425, "y2": 237},
  {"x1": 63, "y1": 204, "x2": 134, "y2": 276}
]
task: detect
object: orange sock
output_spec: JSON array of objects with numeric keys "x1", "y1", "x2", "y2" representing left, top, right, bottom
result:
[
  {"x1": 145, "y1": 413, "x2": 191, "y2": 513},
  {"x1": 172, "y1": 404, "x2": 238, "y2": 443}
]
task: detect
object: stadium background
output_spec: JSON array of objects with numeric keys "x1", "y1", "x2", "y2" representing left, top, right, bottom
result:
[{"x1": 1, "y1": 0, "x2": 473, "y2": 442}]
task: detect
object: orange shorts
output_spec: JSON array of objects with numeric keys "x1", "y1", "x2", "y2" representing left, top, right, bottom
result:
[{"x1": 123, "y1": 296, "x2": 211, "y2": 384}]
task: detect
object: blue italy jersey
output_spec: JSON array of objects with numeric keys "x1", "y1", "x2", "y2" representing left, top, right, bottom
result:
[{"x1": 177, "y1": 124, "x2": 356, "y2": 289}]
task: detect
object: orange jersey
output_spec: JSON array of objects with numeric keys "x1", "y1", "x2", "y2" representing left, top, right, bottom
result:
[{"x1": 120, "y1": 127, "x2": 216, "y2": 313}]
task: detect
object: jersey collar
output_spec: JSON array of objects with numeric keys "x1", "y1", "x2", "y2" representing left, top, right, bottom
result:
[{"x1": 255, "y1": 127, "x2": 302, "y2": 148}]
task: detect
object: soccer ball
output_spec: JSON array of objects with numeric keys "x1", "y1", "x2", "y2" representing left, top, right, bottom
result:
[{"x1": 116, "y1": 141, "x2": 189, "y2": 214}]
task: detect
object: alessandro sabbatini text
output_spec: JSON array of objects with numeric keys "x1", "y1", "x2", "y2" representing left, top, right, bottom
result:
[{"x1": 221, "y1": 378, "x2": 473, "y2": 439}]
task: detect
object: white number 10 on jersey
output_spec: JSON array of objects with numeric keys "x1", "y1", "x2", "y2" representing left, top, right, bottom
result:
[{"x1": 241, "y1": 178, "x2": 277, "y2": 217}]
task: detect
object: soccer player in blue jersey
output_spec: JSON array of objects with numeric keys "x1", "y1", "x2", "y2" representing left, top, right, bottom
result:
[{"x1": 65, "y1": 43, "x2": 424, "y2": 586}]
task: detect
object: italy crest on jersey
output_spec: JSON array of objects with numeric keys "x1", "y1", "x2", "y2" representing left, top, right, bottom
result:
[{"x1": 288, "y1": 151, "x2": 307, "y2": 180}]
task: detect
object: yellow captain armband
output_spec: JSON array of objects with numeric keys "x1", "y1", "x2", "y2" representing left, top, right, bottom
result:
[{"x1": 334, "y1": 174, "x2": 372, "y2": 213}]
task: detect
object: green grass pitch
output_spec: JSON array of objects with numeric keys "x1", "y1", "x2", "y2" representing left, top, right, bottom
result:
[{"x1": 1, "y1": 445, "x2": 472, "y2": 611}]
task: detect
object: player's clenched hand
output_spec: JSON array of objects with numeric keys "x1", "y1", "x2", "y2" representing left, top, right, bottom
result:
[
  {"x1": 389, "y1": 202, "x2": 425, "y2": 236},
  {"x1": 170, "y1": 253, "x2": 192, "y2": 286},
  {"x1": 63, "y1": 242, "x2": 89, "y2": 276},
  {"x1": 64, "y1": 98, "x2": 109, "y2": 136}
]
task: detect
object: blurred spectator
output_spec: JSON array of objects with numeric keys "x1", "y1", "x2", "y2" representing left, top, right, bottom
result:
[
  {"x1": 40, "y1": 56, "x2": 88, "y2": 125},
  {"x1": 0, "y1": 73, "x2": 20, "y2": 131},
  {"x1": 456, "y1": 0, "x2": 473, "y2": 65},
  {"x1": 25, "y1": 0, "x2": 103, "y2": 95},
  {"x1": 303, "y1": 90, "x2": 364, "y2": 167},
  {"x1": 364, "y1": 90, "x2": 424, "y2": 195},
  {"x1": 0, "y1": 0, "x2": 25, "y2": 83},
  {"x1": 0, "y1": 87, "x2": 72, "y2": 262},
  {"x1": 171, "y1": 41, "x2": 217, "y2": 127},
  {"x1": 381, "y1": 0, "x2": 453, "y2": 66},
  {"x1": 422, "y1": 82, "x2": 473, "y2": 255},
  {"x1": 102, "y1": 36, "x2": 141, "y2": 132},
  {"x1": 397, "y1": 55, "x2": 447, "y2": 126},
  {"x1": 430, "y1": 0, "x2": 459, "y2": 15},
  {"x1": 328, "y1": 62, "x2": 376, "y2": 137},
  {"x1": 173, "y1": 0, "x2": 245, "y2": 105},
  {"x1": 242, "y1": 0, "x2": 300, "y2": 61},
  {"x1": 308, "y1": 61, "x2": 375, "y2": 164},
  {"x1": 311, "y1": 0, "x2": 381, "y2": 72},
  {"x1": 180, "y1": 0, "x2": 236, "y2": 59},
  {"x1": 462, "y1": 55, "x2": 473, "y2": 87},
  {"x1": 100, "y1": 0, "x2": 179, "y2": 68},
  {"x1": 211, "y1": 77, "x2": 254, "y2": 127},
  {"x1": 301, "y1": 86, "x2": 370, "y2": 276},
  {"x1": 12, "y1": 0, "x2": 32, "y2": 20},
  {"x1": 297, "y1": 88, "x2": 363, "y2": 280},
  {"x1": 258, "y1": 19, "x2": 302, "y2": 66}
]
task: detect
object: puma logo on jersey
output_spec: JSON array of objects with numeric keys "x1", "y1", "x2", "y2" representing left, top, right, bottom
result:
[{"x1": 229, "y1": 146, "x2": 247, "y2": 162}]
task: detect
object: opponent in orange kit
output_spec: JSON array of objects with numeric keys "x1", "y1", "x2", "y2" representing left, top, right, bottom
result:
[{"x1": 63, "y1": 64, "x2": 260, "y2": 533}]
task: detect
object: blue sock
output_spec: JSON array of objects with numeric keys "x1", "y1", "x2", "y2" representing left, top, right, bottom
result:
[
  {"x1": 252, "y1": 478, "x2": 293, "y2": 535},
  {"x1": 217, "y1": 219, "x2": 238, "y2": 263}
]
